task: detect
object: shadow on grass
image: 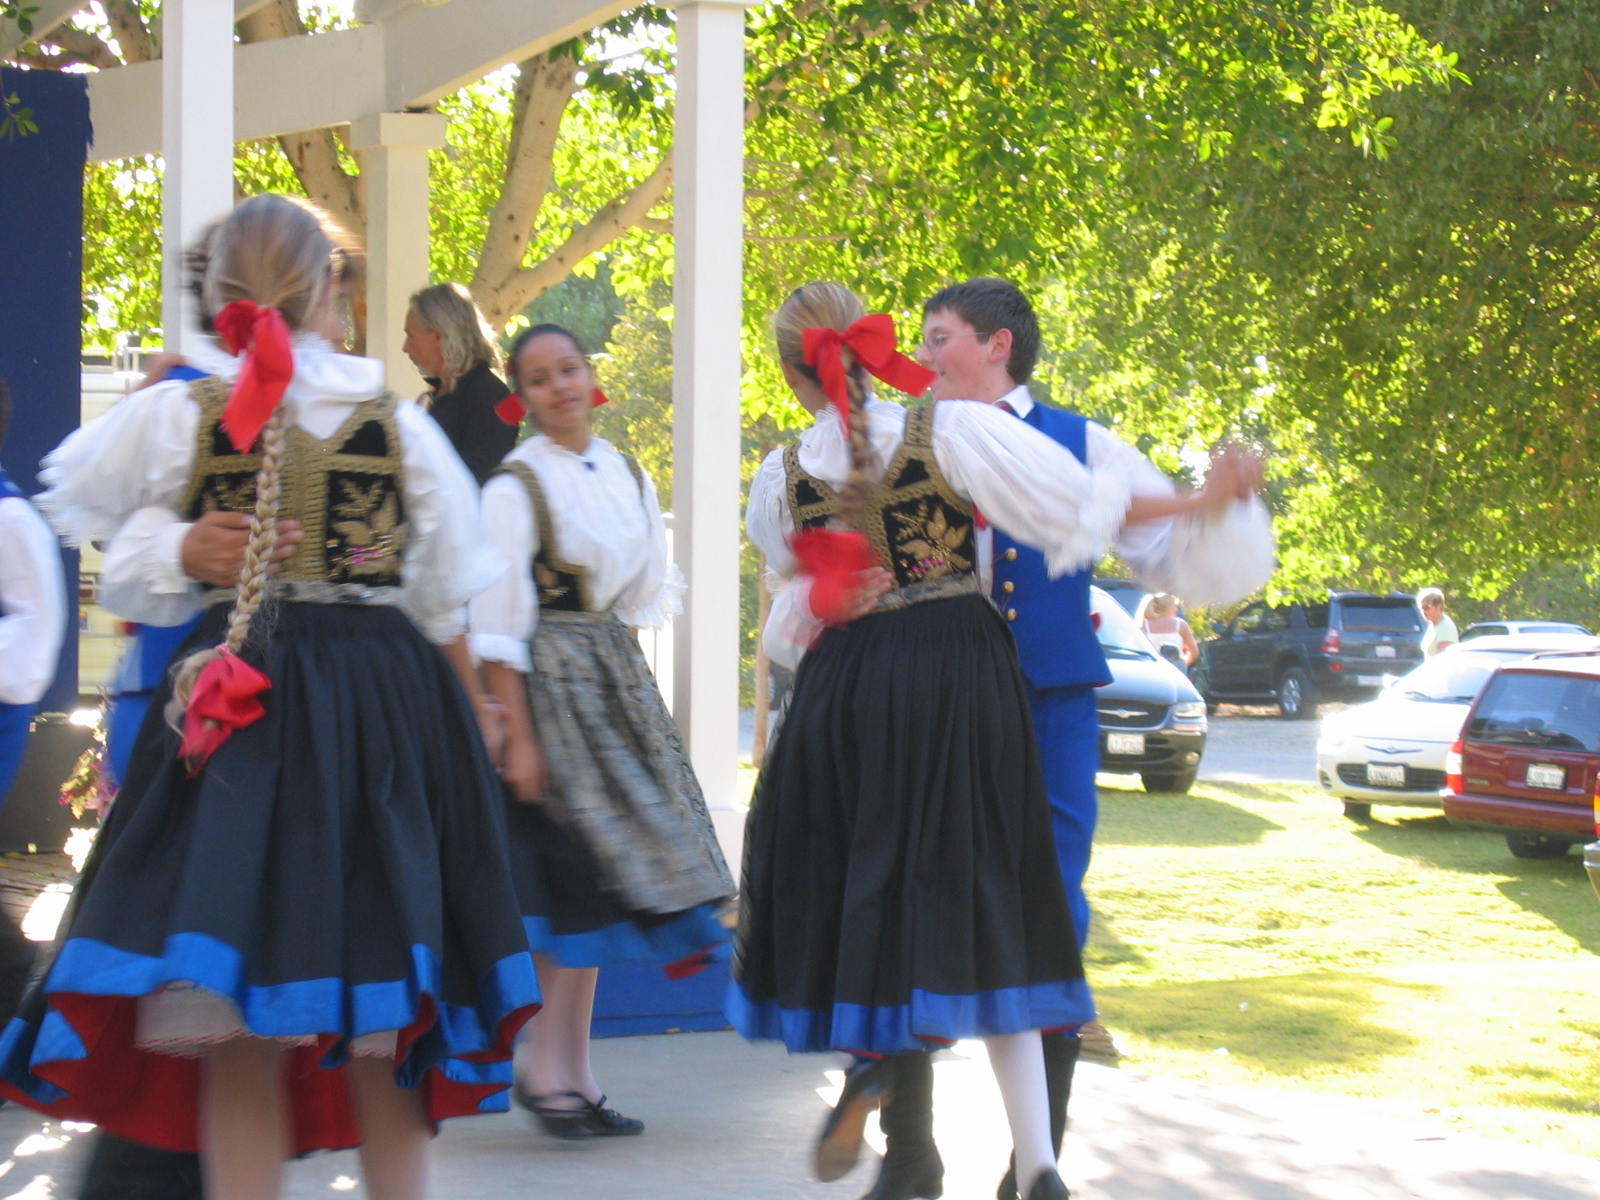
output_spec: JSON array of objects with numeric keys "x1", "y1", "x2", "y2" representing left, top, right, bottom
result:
[
  {"x1": 1097, "y1": 783, "x2": 1284, "y2": 848},
  {"x1": 1096, "y1": 972, "x2": 1430, "y2": 1078}
]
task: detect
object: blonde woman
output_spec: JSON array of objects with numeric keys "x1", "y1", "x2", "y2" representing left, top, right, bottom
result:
[
  {"x1": 1142, "y1": 593, "x2": 1198, "y2": 671},
  {"x1": 404, "y1": 282, "x2": 517, "y2": 483},
  {"x1": 3, "y1": 196, "x2": 540, "y2": 1200}
]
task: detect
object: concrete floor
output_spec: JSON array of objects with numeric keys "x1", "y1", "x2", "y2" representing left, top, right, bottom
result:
[{"x1": 0, "y1": 1029, "x2": 1595, "y2": 1199}]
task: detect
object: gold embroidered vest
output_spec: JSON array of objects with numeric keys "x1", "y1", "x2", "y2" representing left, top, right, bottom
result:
[
  {"x1": 492, "y1": 454, "x2": 646, "y2": 613},
  {"x1": 784, "y1": 405, "x2": 977, "y2": 590},
  {"x1": 180, "y1": 376, "x2": 407, "y2": 588}
]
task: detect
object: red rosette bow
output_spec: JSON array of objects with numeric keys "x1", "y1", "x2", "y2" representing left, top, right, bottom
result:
[
  {"x1": 178, "y1": 646, "x2": 272, "y2": 774},
  {"x1": 493, "y1": 386, "x2": 609, "y2": 426},
  {"x1": 801, "y1": 314, "x2": 937, "y2": 437},
  {"x1": 214, "y1": 301, "x2": 294, "y2": 453},
  {"x1": 791, "y1": 528, "x2": 878, "y2": 625}
]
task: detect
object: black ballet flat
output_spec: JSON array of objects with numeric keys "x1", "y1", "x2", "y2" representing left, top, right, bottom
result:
[
  {"x1": 515, "y1": 1088, "x2": 644, "y2": 1139},
  {"x1": 814, "y1": 1057, "x2": 889, "y2": 1182}
]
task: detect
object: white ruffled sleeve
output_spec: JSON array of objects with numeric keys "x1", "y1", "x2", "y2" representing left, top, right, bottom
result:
[
  {"x1": 613, "y1": 465, "x2": 685, "y2": 630},
  {"x1": 747, "y1": 448, "x2": 824, "y2": 667},
  {"x1": 395, "y1": 403, "x2": 505, "y2": 643},
  {"x1": 469, "y1": 470, "x2": 538, "y2": 672},
  {"x1": 0, "y1": 498, "x2": 67, "y2": 706},
  {"x1": 932, "y1": 401, "x2": 1130, "y2": 577},
  {"x1": 1091, "y1": 424, "x2": 1277, "y2": 607},
  {"x1": 98, "y1": 507, "x2": 204, "y2": 625},
  {"x1": 35, "y1": 380, "x2": 200, "y2": 547}
]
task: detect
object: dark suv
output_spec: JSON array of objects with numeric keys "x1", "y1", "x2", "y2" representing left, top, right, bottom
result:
[
  {"x1": 1442, "y1": 652, "x2": 1600, "y2": 859},
  {"x1": 1197, "y1": 592, "x2": 1425, "y2": 719}
]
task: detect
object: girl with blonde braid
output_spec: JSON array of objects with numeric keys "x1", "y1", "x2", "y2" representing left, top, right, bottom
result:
[
  {"x1": 2, "y1": 195, "x2": 540, "y2": 1200},
  {"x1": 734, "y1": 283, "x2": 1145, "y2": 1200}
]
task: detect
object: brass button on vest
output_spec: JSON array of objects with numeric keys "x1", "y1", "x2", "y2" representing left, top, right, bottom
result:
[
  {"x1": 1002, "y1": 581, "x2": 1015, "y2": 593},
  {"x1": 1003, "y1": 548, "x2": 1019, "y2": 562},
  {"x1": 1006, "y1": 608, "x2": 1018, "y2": 621}
]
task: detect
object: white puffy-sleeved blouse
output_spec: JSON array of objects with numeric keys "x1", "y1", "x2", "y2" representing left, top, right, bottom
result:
[
  {"x1": 747, "y1": 397, "x2": 1136, "y2": 667},
  {"x1": 37, "y1": 336, "x2": 500, "y2": 643},
  {"x1": 471, "y1": 434, "x2": 683, "y2": 673}
]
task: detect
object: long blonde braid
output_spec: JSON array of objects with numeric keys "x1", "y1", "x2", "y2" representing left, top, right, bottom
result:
[{"x1": 165, "y1": 401, "x2": 290, "y2": 735}]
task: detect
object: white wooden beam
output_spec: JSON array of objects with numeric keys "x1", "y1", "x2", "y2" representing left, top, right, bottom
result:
[
  {"x1": 381, "y1": 0, "x2": 634, "y2": 109},
  {"x1": 350, "y1": 111, "x2": 447, "y2": 401},
  {"x1": 671, "y1": 0, "x2": 758, "y2": 827},
  {"x1": 161, "y1": 0, "x2": 235, "y2": 354},
  {"x1": 88, "y1": 0, "x2": 628, "y2": 161}
]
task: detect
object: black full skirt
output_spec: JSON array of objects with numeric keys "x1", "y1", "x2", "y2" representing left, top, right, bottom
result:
[
  {"x1": 728, "y1": 594, "x2": 1094, "y2": 1054},
  {"x1": 0, "y1": 603, "x2": 540, "y2": 1152}
]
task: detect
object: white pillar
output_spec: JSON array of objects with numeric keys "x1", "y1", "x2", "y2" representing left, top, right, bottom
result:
[
  {"x1": 350, "y1": 111, "x2": 448, "y2": 399},
  {"x1": 673, "y1": 0, "x2": 756, "y2": 837},
  {"x1": 161, "y1": 0, "x2": 235, "y2": 355}
]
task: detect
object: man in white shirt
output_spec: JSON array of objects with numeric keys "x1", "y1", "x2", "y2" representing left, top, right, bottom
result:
[
  {"x1": 0, "y1": 376, "x2": 68, "y2": 1024},
  {"x1": 1418, "y1": 587, "x2": 1458, "y2": 656}
]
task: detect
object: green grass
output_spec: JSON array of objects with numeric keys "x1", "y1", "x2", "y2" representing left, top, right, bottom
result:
[{"x1": 1088, "y1": 777, "x2": 1600, "y2": 1156}]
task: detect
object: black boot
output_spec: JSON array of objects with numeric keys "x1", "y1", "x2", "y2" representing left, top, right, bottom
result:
[
  {"x1": 1023, "y1": 1168, "x2": 1070, "y2": 1200},
  {"x1": 995, "y1": 1032, "x2": 1081, "y2": 1200},
  {"x1": 861, "y1": 1053, "x2": 943, "y2": 1200}
]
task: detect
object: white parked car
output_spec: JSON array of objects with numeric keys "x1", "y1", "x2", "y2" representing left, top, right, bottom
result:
[{"x1": 1315, "y1": 633, "x2": 1600, "y2": 820}]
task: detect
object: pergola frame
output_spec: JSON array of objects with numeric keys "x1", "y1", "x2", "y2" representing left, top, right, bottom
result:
[{"x1": 53, "y1": 0, "x2": 754, "y2": 825}]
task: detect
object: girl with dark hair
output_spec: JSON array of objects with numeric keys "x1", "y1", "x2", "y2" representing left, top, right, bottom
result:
[
  {"x1": 474, "y1": 323, "x2": 733, "y2": 1139},
  {"x1": 732, "y1": 282, "x2": 1163, "y2": 1200},
  {"x1": 5, "y1": 194, "x2": 541, "y2": 1200}
]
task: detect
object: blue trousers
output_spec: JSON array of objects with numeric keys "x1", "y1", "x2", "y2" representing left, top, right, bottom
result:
[
  {"x1": 0, "y1": 703, "x2": 35, "y2": 800},
  {"x1": 1028, "y1": 683, "x2": 1100, "y2": 948}
]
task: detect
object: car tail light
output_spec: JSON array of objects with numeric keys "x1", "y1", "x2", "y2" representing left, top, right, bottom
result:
[
  {"x1": 1593, "y1": 772, "x2": 1600, "y2": 838},
  {"x1": 1445, "y1": 739, "x2": 1464, "y2": 794},
  {"x1": 1322, "y1": 629, "x2": 1341, "y2": 655}
]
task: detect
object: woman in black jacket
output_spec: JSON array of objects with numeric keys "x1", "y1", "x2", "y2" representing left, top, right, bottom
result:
[{"x1": 404, "y1": 282, "x2": 517, "y2": 483}]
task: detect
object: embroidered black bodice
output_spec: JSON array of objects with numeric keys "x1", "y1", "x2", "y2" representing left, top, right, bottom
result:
[
  {"x1": 181, "y1": 376, "x2": 407, "y2": 588},
  {"x1": 492, "y1": 455, "x2": 645, "y2": 613},
  {"x1": 784, "y1": 405, "x2": 977, "y2": 589}
]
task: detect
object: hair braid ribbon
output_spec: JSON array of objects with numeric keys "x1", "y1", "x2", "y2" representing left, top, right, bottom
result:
[
  {"x1": 214, "y1": 300, "x2": 294, "y2": 453},
  {"x1": 791, "y1": 314, "x2": 936, "y2": 625},
  {"x1": 800, "y1": 313, "x2": 935, "y2": 437}
]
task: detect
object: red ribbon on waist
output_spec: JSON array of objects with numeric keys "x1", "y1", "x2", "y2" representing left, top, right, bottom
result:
[
  {"x1": 801, "y1": 314, "x2": 936, "y2": 437},
  {"x1": 214, "y1": 301, "x2": 295, "y2": 453},
  {"x1": 791, "y1": 528, "x2": 877, "y2": 625}
]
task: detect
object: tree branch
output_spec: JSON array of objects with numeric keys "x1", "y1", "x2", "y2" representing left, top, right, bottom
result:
[
  {"x1": 103, "y1": 0, "x2": 154, "y2": 65},
  {"x1": 481, "y1": 153, "x2": 673, "y2": 328},
  {"x1": 36, "y1": 25, "x2": 121, "y2": 69},
  {"x1": 473, "y1": 50, "x2": 582, "y2": 307}
]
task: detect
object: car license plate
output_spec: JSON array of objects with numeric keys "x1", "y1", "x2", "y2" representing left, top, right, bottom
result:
[
  {"x1": 1375, "y1": 645, "x2": 1396, "y2": 658},
  {"x1": 1107, "y1": 732, "x2": 1145, "y2": 756},
  {"x1": 1526, "y1": 763, "x2": 1566, "y2": 790},
  {"x1": 1356, "y1": 675, "x2": 1384, "y2": 686},
  {"x1": 1365, "y1": 763, "x2": 1406, "y2": 787}
]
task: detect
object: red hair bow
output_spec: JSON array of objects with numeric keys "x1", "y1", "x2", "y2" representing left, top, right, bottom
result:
[
  {"x1": 494, "y1": 386, "x2": 610, "y2": 427},
  {"x1": 214, "y1": 301, "x2": 294, "y2": 453},
  {"x1": 801, "y1": 314, "x2": 936, "y2": 437},
  {"x1": 178, "y1": 646, "x2": 272, "y2": 774},
  {"x1": 791, "y1": 528, "x2": 878, "y2": 625}
]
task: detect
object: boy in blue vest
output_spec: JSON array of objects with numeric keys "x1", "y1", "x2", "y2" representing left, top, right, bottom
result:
[
  {"x1": 0, "y1": 376, "x2": 68, "y2": 1021},
  {"x1": 824, "y1": 280, "x2": 1269, "y2": 1200}
]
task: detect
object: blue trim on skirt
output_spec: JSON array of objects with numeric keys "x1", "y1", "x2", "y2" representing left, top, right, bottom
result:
[{"x1": 524, "y1": 904, "x2": 729, "y2": 971}]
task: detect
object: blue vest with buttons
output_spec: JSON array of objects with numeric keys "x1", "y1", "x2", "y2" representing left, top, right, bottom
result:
[
  {"x1": 0, "y1": 468, "x2": 38, "y2": 790},
  {"x1": 991, "y1": 403, "x2": 1112, "y2": 691}
]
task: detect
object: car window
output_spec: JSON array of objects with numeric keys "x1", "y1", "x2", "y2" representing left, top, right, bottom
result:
[
  {"x1": 1303, "y1": 602, "x2": 1330, "y2": 628},
  {"x1": 1395, "y1": 650, "x2": 1528, "y2": 702},
  {"x1": 1337, "y1": 600, "x2": 1426, "y2": 633},
  {"x1": 1232, "y1": 605, "x2": 1267, "y2": 635},
  {"x1": 1090, "y1": 588, "x2": 1159, "y2": 661},
  {"x1": 1468, "y1": 672, "x2": 1600, "y2": 752},
  {"x1": 1263, "y1": 607, "x2": 1292, "y2": 633}
]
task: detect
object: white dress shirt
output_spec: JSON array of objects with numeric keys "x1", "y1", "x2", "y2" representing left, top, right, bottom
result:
[
  {"x1": 0, "y1": 492, "x2": 68, "y2": 705},
  {"x1": 471, "y1": 434, "x2": 683, "y2": 673},
  {"x1": 39, "y1": 336, "x2": 500, "y2": 643}
]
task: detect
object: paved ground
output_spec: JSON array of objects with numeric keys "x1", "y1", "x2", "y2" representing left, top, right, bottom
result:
[
  {"x1": 1196, "y1": 709, "x2": 1324, "y2": 786},
  {"x1": 1, "y1": 1030, "x2": 1595, "y2": 1199}
]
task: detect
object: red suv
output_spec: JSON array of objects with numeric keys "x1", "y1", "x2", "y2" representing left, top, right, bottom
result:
[{"x1": 1442, "y1": 652, "x2": 1600, "y2": 859}]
